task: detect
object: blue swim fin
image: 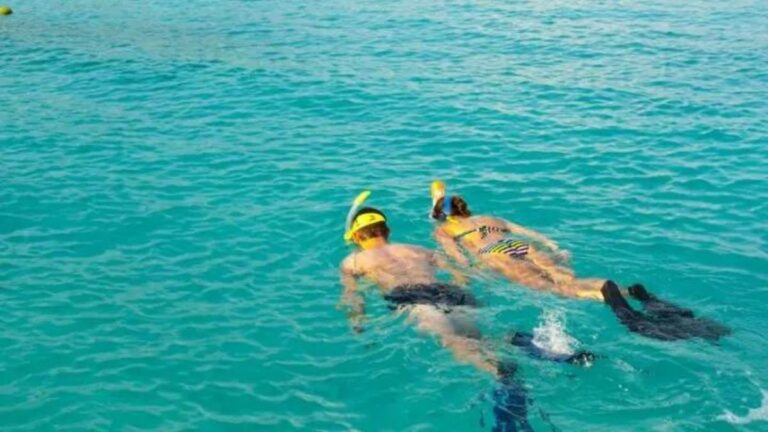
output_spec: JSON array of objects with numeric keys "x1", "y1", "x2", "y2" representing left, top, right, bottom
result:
[{"x1": 508, "y1": 332, "x2": 596, "y2": 366}]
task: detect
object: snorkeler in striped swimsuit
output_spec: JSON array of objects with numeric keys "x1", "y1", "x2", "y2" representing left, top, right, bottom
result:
[
  {"x1": 429, "y1": 181, "x2": 730, "y2": 342},
  {"x1": 454, "y1": 226, "x2": 530, "y2": 257}
]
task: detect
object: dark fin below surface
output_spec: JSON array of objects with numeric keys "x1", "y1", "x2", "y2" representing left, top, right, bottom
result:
[
  {"x1": 601, "y1": 280, "x2": 684, "y2": 341},
  {"x1": 602, "y1": 281, "x2": 730, "y2": 342},
  {"x1": 628, "y1": 284, "x2": 694, "y2": 319}
]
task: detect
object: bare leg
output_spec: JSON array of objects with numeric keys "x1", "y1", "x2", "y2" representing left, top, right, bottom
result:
[
  {"x1": 406, "y1": 305, "x2": 498, "y2": 376},
  {"x1": 561, "y1": 278, "x2": 607, "y2": 300},
  {"x1": 526, "y1": 246, "x2": 605, "y2": 299},
  {"x1": 483, "y1": 253, "x2": 608, "y2": 301},
  {"x1": 441, "y1": 334, "x2": 498, "y2": 376},
  {"x1": 484, "y1": 255, "x2": 560, "y2": 293},
  {"x1": 525, "y1": 245, "x2": 574, "y2": 285}
]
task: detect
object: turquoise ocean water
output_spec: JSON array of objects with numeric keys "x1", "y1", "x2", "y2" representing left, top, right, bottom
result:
[{"x1": 2, "y1": 0, "x2": 768, "y2": 430}]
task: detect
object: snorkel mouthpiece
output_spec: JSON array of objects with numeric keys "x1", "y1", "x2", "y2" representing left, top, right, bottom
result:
[{"x1": 344, "y1": 190, "x2": 372, "y2": 243}]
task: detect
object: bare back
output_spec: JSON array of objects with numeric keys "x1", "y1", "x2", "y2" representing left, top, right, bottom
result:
[{"x1": 341, "y1": 243, "x2": 440, "y2": 292}]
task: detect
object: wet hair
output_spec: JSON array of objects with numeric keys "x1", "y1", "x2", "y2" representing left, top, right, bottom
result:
[
  {"x1": 431, "y1": 195, "x2": 472, "y2": 220},
  {"x1": 352, "y1": 207, "x2": 390, "y2": 241}
]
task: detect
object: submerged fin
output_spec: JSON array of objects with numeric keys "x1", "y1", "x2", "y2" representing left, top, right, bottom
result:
[
  {"x1": 603, "y1": 281, "x2": 730, "y2": 342},
  {"x1": 628, "y1": 284, "x2": 694, "y2": 319},
  {"x1": 601, "y1": 281, "x2": 680, "y2": 341},
  {"x1": 601, "y1": 281, "x2": 634, "y2": 311},
  {"x1": 508, "y1": 332, "x2": 596, "y2": 367},
  {"x1": 493, "y1": 361, "x2": 533, "y2": 432}
]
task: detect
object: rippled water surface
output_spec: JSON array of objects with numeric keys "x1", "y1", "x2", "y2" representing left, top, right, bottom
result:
[{"x1": 2, "y1": 0, "x2": 768, "y2": 430}]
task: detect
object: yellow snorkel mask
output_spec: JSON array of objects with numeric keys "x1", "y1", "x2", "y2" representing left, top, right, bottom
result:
[{"x1": 344, "y1": 190, "x2": 387, "y2": 243}]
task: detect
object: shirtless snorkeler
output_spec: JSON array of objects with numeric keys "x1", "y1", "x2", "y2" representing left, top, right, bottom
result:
[
  {"x1": 339, "y1": 206, "x2": 498, "y2": 375},
  {"x1": 428, "y1": 181, "x2": 730, "y2": 342}
]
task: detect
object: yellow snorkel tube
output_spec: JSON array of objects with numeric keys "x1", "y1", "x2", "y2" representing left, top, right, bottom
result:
[
  {"x1": 431, "y1": 180, "x2": 446, "y2": 209},
  {"x1": 344, "y1": 190, "x2": 373, "y2": 243},
  {"x1": 430, "y1": 180, "x2": 452, "y2": 220}
]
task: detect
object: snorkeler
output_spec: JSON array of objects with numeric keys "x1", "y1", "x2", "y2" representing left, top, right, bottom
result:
[
  {"x1": 428, "y1": 181, "x2": 730, "y2": 342},
  {"x1": 429, "y1": 181, "x2": 603, "y2": 300},
  {"x1": 339, "y1": 192, "x2": 593, "y2": 431},
  {"x1": 340, "y1": 196, "x2": 494, "y2": 374}
]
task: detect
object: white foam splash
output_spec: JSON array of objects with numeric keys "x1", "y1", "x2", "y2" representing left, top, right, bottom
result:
[
  {"x1": 718, "y1": 390, "x2": 768, "y2": 425},
  {"x1": 531, "y1": 310, "x2": 577, "y2": 356}
]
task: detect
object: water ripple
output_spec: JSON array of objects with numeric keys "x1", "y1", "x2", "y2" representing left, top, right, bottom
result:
[{"x1": 2, "y1": 0, "x2": 767, "y2": 430}]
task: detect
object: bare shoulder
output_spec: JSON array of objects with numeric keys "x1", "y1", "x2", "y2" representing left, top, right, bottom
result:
[
  {"x1": 341, "y1": 252, "x2": 363, "y2": 274},
  {"x1": 341, "y1": 252, "x2": 354, "y2": 267},
  {"x1": 390, "y1": 243, "x2": 435, "y2": 259},
  {"x1": 389, "y1": 242, "x2": 427, "y2": 251},
  {"x1": 475, "y1": 215, "x2": 509, "y2": 226},
  {"x1": 434, "y1": 223, "x2": 455, "y2": 239}
]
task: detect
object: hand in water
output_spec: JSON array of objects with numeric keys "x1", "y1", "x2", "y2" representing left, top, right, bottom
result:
[{"x1": 350, "y1": 313, "x2": 365, "y2": 334}]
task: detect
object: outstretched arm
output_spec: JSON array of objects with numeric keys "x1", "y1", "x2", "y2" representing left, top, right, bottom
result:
[
  {"x1": 339, "y1": 256, "x2": 365, "y2": 333},
  {"x1": 434, "y1": 228, "x2": 470, "y2": 268}
]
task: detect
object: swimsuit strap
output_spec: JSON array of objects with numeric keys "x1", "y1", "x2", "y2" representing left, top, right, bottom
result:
[
  {"x1": 453, "y1": 225, "x2": 511, "y2": 241},
  {"x1": 453, "y1": 228, "x2": 478, "y2": 241}
]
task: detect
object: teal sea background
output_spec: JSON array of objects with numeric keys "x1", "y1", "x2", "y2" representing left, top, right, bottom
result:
[{"x1": 2, "y1": 0, "x2": 768, "y2": 430}]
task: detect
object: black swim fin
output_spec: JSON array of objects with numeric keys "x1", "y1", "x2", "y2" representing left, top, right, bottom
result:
[
  {"x1": 601, "y1": 281, "x2": 644, "y2": 324},
  {"x1": 603, "y1": 281, "x2": 730, "y2": 342},
  {"x1": 627, "y1": 284, "x2": 694, "y2": 319},
  {"x1": 627, "y1": 284, "x2": 731, "y2": 341},
  {"x1": 601, "y1": 281, "x2": 684, "y2": 341}
]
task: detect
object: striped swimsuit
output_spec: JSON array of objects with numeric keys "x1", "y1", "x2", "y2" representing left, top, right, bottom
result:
[
  {"x1": 479, "y1": 239, "x2": 530, "y2": 258},
  {"x1": 454, "y1": 225, "x2": 530, "y2": 258}
]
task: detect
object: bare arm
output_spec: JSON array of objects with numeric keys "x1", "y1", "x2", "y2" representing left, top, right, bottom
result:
[
  {"x1": 339, "y1": 256, "x2": 365, "y2": 333},
  {"x1": 434, "y1": 227, "x2": 470, "y2": 268}
]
